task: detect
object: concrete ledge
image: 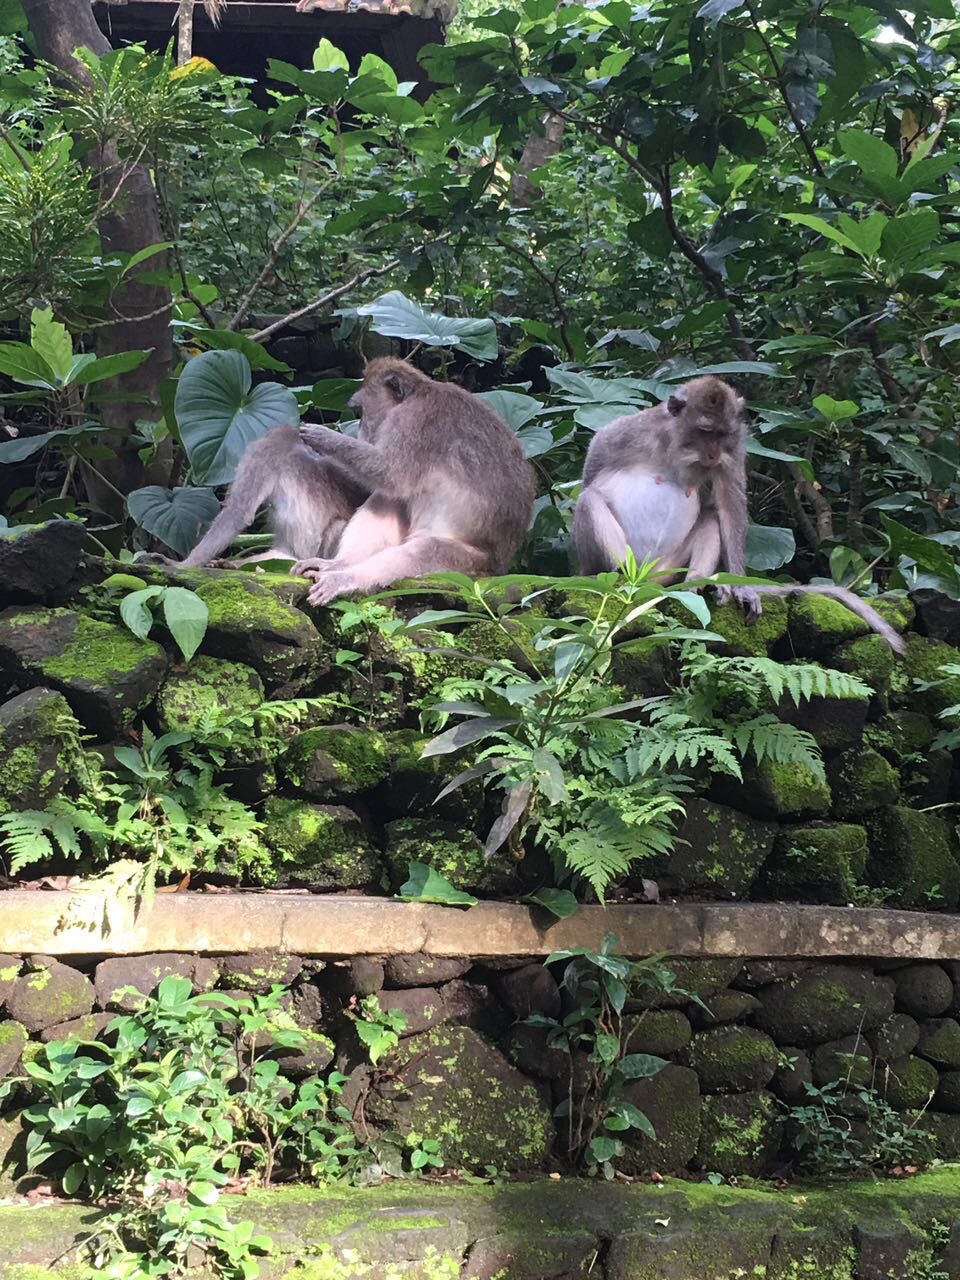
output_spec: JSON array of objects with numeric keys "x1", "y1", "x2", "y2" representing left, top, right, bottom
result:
[{"x1": 2, "y1": 892, "x2": 960, "y2": 958}]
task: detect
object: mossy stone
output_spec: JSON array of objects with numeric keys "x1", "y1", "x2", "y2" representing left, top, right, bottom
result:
[
  {"x1": 788, "y1": 593, "x2": 870, "y2": 656},
  {"x1": 864, "y1": 806, "x2": 960, "y2": 910},
  {"x1": 0, "y1": 607, "x2": 166, "y2": 738},
  {"x1": 262, "y1": 796, "x2": 383, "y2": 890},
  {"x1": 828, "y1": 748, "x2": 899, "y2": 821},
  {"x1": 917, "y1": 1111, "x2": 960, "y2": 1160},
  {"x1": 640, "y1": 959, "x2": 743, "y2": 1011},
  {"x1": 762, "y1": 822, "x2": 868, "y2": 904},
  {"x1": 771, "y1": 1046, "x2": 812, "y2": 1103},
  {"x1": 933, "y1": 1069, "x2": 960, "y2": 1112},
  {"x1": 918, "y1": 1018, "x2": 960, "y2": 1067},
  {"x1": 777, "y1": 686, "x2": 870, "y2": 755},
  {"x1": 375, "y1": 729, "x2": 485, "y2": 825},
  {"x1": 696, "y1": 1089, "x2": 778, "y2": 1176},
  {"x1": 832, "y1": 633, "x2": 895, "y2": 698},
  {"x1": 869, "y1": 1014, "x2": 920, "y2": 1064},
  {"x1": 681, "y1": 1026, "x2": 779, "y2": 1093},
  {"x1": 384, "y1": 817, "x2": 516, "y2": 895},
  {"x1": 713, "y1": 757, "x2": 831, "y2": 820},
  {"x1": 891, "y1": 634, "x2": 960, "y2": 718},
  {"x1": 753, "y1": 965, "x2": 894, "y2": 1047},
  {"x1": 883, "y1": 1055, "x2": 939, "y2": 1110},
  {"x1": 156, "y1": 655, "x2": 264, "y2": 733},
  {"x1": 655, "y1": 798, "x2": 776, "y2": 900},
  {"x1": 689, "y1": 990, "x2": 760, "y2": 1029},
  {"x1": 706, "y1": 595, "x2": 789, "y2": 657},
  {"x1": 5, "y1": 959, "x2": 95, "y2": 1034},
  {"x1": 0, "y1": 689, "x2": 80, "y2": 819},
  {"x1": 619, "y1": 1063, "x2": 701, "y2": 1174},
  {"x1": 864, "y1": 709, "x2": 936, "y2": 763},
  {"x1": 282, "y1": 724, "x2": 390, "y2": 799},
  {"x1": 901, "y1": 747, "x2": 953, "y2": 807},
  {"x1": 811, "y1": 1035, "x2": 873, "y2": 1088},
  {"x1": 374, "y1": 1025, "x2": 553, "y2": 1171},
  {"x1": 624, "y1": 1010, "x2": 693, "y2": 1056},
  {"x1": 894, "y1": 964, "x2": 953, "y2": 1018},
  {"x1": 872, "y1": 594, "x2": 915, "y2": 634},
  {"x1": 0, "y1": 1021, "x2": 26, "y2": 1078}
]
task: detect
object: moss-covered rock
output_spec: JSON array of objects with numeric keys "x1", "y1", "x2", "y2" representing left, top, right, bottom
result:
[
  {"x1": 864, "y1": 709, "x2": 937, "y2": 762},
  {"x1": 753, "y1": 965, "x2": 894, "y2": 1046},
  {"x1": 689, "y1": 989, "x2": 760, "y2": 1029},
  {"x1": 219, "y1": 950, "x2": 303, "y2": 993},
  {"x1": 5, "y1": 959, "x2": 95, "y2": 1034},
  {"x1": 918, "y1": 1018, "x2": 960, "y2": 1067},
  {"x1": 155, "y1": 655, "x2": 263, "y2": 733},
  {"x1": 0, "y1": 689, "x2": 80, "y2": 819},
  {"x1": 624, "y1": 1010, "x2": 693, "y2": 1056},
  {"x1": 94, "y1": 953, "x2": 217, "y2": 1011},
  {"x1": 384, "y1": 818, "x2": 516, "y2": 895},
  {"x1": 832, "y1": 634, "x2": 895, "y2": 699},
  {"x1": 0, "y1": 1021, "x2": 26, "y2": 1078},
  {"x1": 864, "y1": 806, "x2": 960, "y2": 910},
  {"x1": 40, "y1": 1012, "x2": 114, "y2": 1044},
  {"x1": 619, "y1": 1063, "x2": 701, "y2": 1174},
  {"x1": 375, "y1": 729, "x2": 485, "y2": 826},
  {"x1": 0, "y1": 607, "x2": 166, "y2": 738},
  {"x1": 681, "y1": 1026, "x2": 779, "y2": 1093},
  {"x1": 373, "y1": 1025, "x2": 553, "y2": 1171},
  {"x1": 788, "y1": 593, "x2": 871, "y2": 656},
  {"x1": 891, "y1": 634, "x2": 960, "y2": 718},
  {"x1": 0, "y1": 518, "x2": 85, "y2": 604},
  {"x1": 262, "y1": 797, "x2": 384, "y2": 890},
  {"x1": 893, "y1": 964, "x2": 953, "y2": 1018},
  {"x1": 933, "y1": 1069, "x2": 960, "y2": 1112},
  {"x1": 713, "y1": 757, "x2": 831, "y2": 820},
  {"x1": 770, "y1": 1046, "x2": 812, "y2": 1103},
  {"x1": 640, "y1": 959, "x2": 743, "y2": 1012},
  {"x1": 706, "y1": 595, "x2": 789, "y2": 657},
  {"x1": 762, "y1": 823, "x2": 868, "y2": 904},
  {"x1": 916, "y1": 1111, "x2": 960, "y2": 1160},
  {"x1": 696, "y1": 1089, "x2": 778, "y2": 1177},
  {"x1": 777, "y1": 685, "x2": 870, "y2": 755},
  {"x1": 902, "y1": 748, "x2": 953, "y2": 807},
  {"x1": 282, "y1": 724, "x2": 390, "y2": 799},
  {"x1": 828, "y1": 749, "x2": 899, "y2": 821},
  {"x1": 883, "y1": 1055, "x2": 939, "y2": 1110},
  {"x1": 869, "y1": 1014, "x2": 920, "y2": 1064},
  {"x1": 655, "y1": 798, "x2": 776, "y2": 900},
  {"x1": 811, "y1": 1035, "x2": 873, "y2": 1088}
]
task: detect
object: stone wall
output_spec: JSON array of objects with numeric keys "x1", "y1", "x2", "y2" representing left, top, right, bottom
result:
[
  {"x1": 2, "y1": 529, "x2": 960, "y2": 909},
  {"x1": 3, "y1": 947, "x2": 960, "y2": 1180}
]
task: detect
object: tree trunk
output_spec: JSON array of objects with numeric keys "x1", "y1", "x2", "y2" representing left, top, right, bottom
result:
[
  {"x1": 21, "y1": 0, "x2": 174, "y2": 504},
  {"x1": 510, "y1": 113, "x2": 565, "y2": 207},
  {"x1": 177, "y1": 0, "x2": 195, "y2": 65}
]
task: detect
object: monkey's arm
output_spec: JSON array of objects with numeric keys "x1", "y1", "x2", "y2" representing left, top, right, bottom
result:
[
  {"x1": 299, "y1": 424, "x2": 395, "y2": 491},
  {"x1": 711, "y1": 463, "x2": 760, "y2": 617}
]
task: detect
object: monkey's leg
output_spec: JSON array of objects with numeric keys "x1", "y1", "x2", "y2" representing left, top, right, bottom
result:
[
  {"x1": 306, "y1": 535, "x2": 487, "y2": 606},
  {"x1": 294, "y1": 495, "x2": 408, "y2": 578},
  {"x1": 572, "y1": 489, "x2": 629, "y2": 573},
  {"x1": 676, "y1": 513, "x2": 722, "y2": 579}
]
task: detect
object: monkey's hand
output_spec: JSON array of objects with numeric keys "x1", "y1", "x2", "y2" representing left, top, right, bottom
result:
[
  {"x1": 306, "y1": 569, "x2": 356, "y2": 605},
  {"x1": 299, "y1": 423, "x2": 341, "y2": 452},
  {"x1": 291, "y1": 557, "x2": 335, "y2": 579},
  {"x1": 716, "y1": 583, "x2": 762, "y2": 620}
]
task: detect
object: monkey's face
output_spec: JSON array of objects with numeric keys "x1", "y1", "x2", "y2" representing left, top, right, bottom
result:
[
  {"x1": 676, "y1": 420, "x2": 734, "y2": 469},
  {"x1": 349, "y1": 380, "x2": 395, "y2": 433}
]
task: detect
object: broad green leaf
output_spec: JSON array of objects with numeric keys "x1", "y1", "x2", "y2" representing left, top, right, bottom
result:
[
  {"x1": 0, "y1": 341, "x2": 57, "y2": 389},
  {"x1": 745, "y1": 439, "x2": 814, "y2": 481},
  {"x1": 880, "y1": 209, "x2": 940, "y2": 270},
  {"x1": 522, "y1": 888, "x2": 579, "y2": 919},
  {"x1": 326, "y1": 194, "x2": 406, "y2": 237},
  {"x1": 175, "y1": 350, "x2": 300, "y2": 485},
  {"x1": 587, "y1": 1135, "x2": 621, "y2": 1163},
  {"x1": 838, "y1": 128, "x2": 898, "y2": 181},
  {"x1": 520, "y1": 75, "x2": 563, "y2": 98},
  {"x1": 30, "y1": 308, "x2": 73, "y2": 384},
  {"x1": 813, "y1": 394, "x2": 858, "y2": 421},
  {"x1": 312, "y1": 39, "x2": 349, "y2": 72},
  {"x1": 619, "y1": 1053, "x2": 668, "y2": 1079},
  {"x1": 477, "y1": 390, "x2": 543, "y2": 429},
  {"x1": 356, "y1": 292, "x2": 498, "y2": 362},
  {"x1": 61, "y1": 1162, "x2": 86, "y2": 1195},
  {"x1": 308, "y1": 378, "x2": 359, "y2": 411},
  {"x1": 697, "y1": 0, "x2": 745, "y2": 19},
  {"x1": 784, "y1": 213, "x2": 859, "y2": 254},
  {"x1": 128, "y1": 485, "x2": 220, "y2": 558},
  {"x1": 121, "y1": 242, "x2": 174, "y2": 277},
  {"x1": 836, "y1": 211, "x2": 886, "y2": 259},
  {"x1": 0, "y1": 423, "x2": 104, "y2": 463},
  {"x1": 902, "y1": 152, "x2": 960, "y2": 194},
  {"x1": 119, "y1": 587, "x2": 163, "y2": 642},
  {"x1": 71, "y1": 349, "x2": 152, "y2": 385},
  {"x1": 746, "y1": 524, "x2": 795, "y2": 571},
  {"x1": 397, "y1": 861, "x2": 478, "y2": 907},
  {"x1": 357, "y1": 52, "x2": 398, "y2": 89},
  {"x1": 174, "y1": 324, "x2": 291, "y2": 372},
  {"x1": 880, "y1": 515, "x2": 960, "y2": 584},
  {"x1": 162, "y1": 587, "x2": 209, "y2": 662}
]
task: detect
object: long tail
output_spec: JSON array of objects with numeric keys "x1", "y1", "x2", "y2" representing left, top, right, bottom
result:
[{"x1": 755, "y1": 584, "x2": 906, "y2": 654}]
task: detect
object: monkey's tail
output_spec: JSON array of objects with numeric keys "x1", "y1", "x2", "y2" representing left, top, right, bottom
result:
[{"x1": 754, "y1": 584, "x2": 906, "y2": 655}]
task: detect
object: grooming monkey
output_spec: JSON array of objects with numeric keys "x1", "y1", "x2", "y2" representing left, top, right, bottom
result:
[
  {"x1": 291, "y1": 357, "x2": 536, "y2": 605},
  {"x1": 572, "y1": 376, "x2": 905, "y2": 653}
]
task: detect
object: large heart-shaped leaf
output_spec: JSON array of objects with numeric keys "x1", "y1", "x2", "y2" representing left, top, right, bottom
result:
[
  {"x1": 127, "y1": 485, "x2": 220, "y2": 557},
  {"x1": 174, "y1": 350, "x2": 300, "y2": 486},
  {"x1": 745, "y1": 523, "x2": 796, "y2": 571},
  {"x1": 356, "y1": 292, "x2": 498, "y2": 362}
]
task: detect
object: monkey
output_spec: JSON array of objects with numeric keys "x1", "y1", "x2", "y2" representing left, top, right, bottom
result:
[
  {"x1": 572, "y1": 376, "x2": 906, "y2": 653},
  {"x1": 291, "y1": 357, "x2": 536, "y2": 605},
  {"x1": 178, "y1": 425, "x2": 369, "y2": 568}
]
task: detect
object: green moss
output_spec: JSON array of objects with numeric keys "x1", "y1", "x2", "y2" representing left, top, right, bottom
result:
[
  {"x1": 832, "y1": 634, "x2": 894, "y2": 695},
  {"x1": 262, "y1": 796, "x2": 383, "y2": 890},
  {"x1": 661, "y1": 799, "x2": 776, "y2": 899},
  {"x1": 764, "y1": 823, "x2": 868, "y2": 904},
  {"x1": 731, "y1": 758, "x2": 832, "y2": 820},
  {"x1": 865, "y1": 710, "x2": 936, "y2": 762},
  {"x1": 624, "y1": 1010, "x2": 693, "y2": 1056},
  {"x1": 697, "y1": 1091, "x2": 778, "y2": 1176},
  {"x1": 788, "y1": 593, "x2": 870, "y2": 655},
  {"x1": 883, "y1": 1055, "x2": 940, "y2": 1110},
  {"x1": 384, "y1": 817, "x2": 514, "y2": 894},
  {"x1": 283, "y1": 726, "x2": 390, "y2": 799},
  {"x1": 828, "y1": 749, "x2": 899, "y2": 821},
  {"x1": 707, "y1": 595, "x2": 789, "y2": 657},
  {"x1": 156, "y1": 655, "x2": 264, "y2": 733},
  {"x1": 892, "y1": 634, "x2": 960, "y2": 717},
  {"x1": 39, "y1": 611, "x2": 160, "y2": 682},
  {"x1": 682, "y1": 1027, "x2": 778, "y2": 1092},
  {"x1": 864, "y1": 805, "x2": 960, "y2": 910}
]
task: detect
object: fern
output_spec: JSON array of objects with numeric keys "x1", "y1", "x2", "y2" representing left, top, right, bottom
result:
[
  {"x1": 731, "y1": 716, "x2": 826, "y2": 782},
  {"x1": 558, "y1": 828, "x2": 632, "y2": 902}
]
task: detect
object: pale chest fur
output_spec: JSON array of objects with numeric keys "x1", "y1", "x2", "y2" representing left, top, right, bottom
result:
[{"x1": 601, "y1": 466, "x2": 701, "y2": 559}]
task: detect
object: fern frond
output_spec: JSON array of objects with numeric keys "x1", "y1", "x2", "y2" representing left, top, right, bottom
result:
[
  {"x1": 733, "y1": 716, "x2": 825, "y2": 782},
  {"x1": 558, "y1": 828, "x2": 632, "y2": 902},
  {"x1": 0, "y1": 810, "x2": 56, "y2": 872}
]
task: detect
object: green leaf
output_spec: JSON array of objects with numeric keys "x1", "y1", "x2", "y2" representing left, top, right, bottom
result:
[
  {"x1": 175, "y1": 325, "x2": 291, "y2": 373},
  {"x1": 784, "y1": 213, "x2": 859, "y2": 254},
  {"x1": 30, "y1": 308, "x2": 73, "y2": 384},
  {"x1": 119, "y1": 587, "x2": 163, "y2": 642},
  {"x1": 696, "y1": 0, "x2": 745, "y2": 19},
  {"x1": 745, "y1": 523, "x2": 795, "y2": 571},
  {"x1": 522, "y1": 888, "x2": 579, "y2": 919},
  {"x1": 162, "y1": 587, "x2": 209, "y2": 662},
  {"x1": 0, "y1": 423, "x2": 103, "y2": 463},
  {"x1": 312, "y1": 38, "x2": 349, "y2": 72},
  {"x1": 175, "y1": 349, "x2": 300, "y2": 485},
  {"x1": 357, "y1": 52, "x2": 398, "y2": 89},
  {"x1": 120, "y1": 241, "x2": 174, "y2": 277},
  {"x1": 127, "y1": 486, "x2": 220, "y2": 558},
  {"x1": 61, "y1": 1161, "x2": 86, "y2": 1195},
  {"x1": 835, "y1": 212, "x2": 886, "y2": 259},
  {"x1": 397, "y1": 861, "x2": 478, "y2": 907},
  {"x1": 813, "y1": 394, "x2": 858, "y2": 422},
  {"x1": 70, "y1": 349, "x2": 152, "y2": 385},
  {"x1": 587, "y1": 1135, "x2": 621, "y2": 1163},
  {"x1": 356, "y1": 291, "x2": 498, "y2": 362},
  {"x1": 476, "y1": 390, "x2": 543, "y2": 429},
  {"x1": 880, "y1": 515, "x2": 960, "y2": 584},
  {"x1": 326, "y1": 194, "x2": 407, "y2": 237},
  {"x1": 880, "y1": 209, "x2": 940, "y2": 270},
  {"x1": 838, "y1": 128, "x2": 898, "y2": 182},
  {"x1": 619, "y1": 1053, "x2": 667, "y2": 1079},
  {"x1": 0, "y1": 341, "x2": 57, "y2": 389}
]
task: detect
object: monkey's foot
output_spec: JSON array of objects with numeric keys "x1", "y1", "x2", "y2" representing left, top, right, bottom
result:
[
  {"x1": 291, "y1": 557, "x2": 339, "y2": 578},
  {"x1": 716, "y1": 583, "x2": 761, "y2": 620},
  {"x1": 306, "y1": 569, "x2": 356, "y2": 605}
]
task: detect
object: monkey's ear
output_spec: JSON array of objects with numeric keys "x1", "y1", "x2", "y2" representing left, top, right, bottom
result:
[
  {"x1": 384, "y1": 368, "x2": 418, "y2": 403},
  {"x1": 667, "y1": 393, "x2": 686, "y2": 416}
]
